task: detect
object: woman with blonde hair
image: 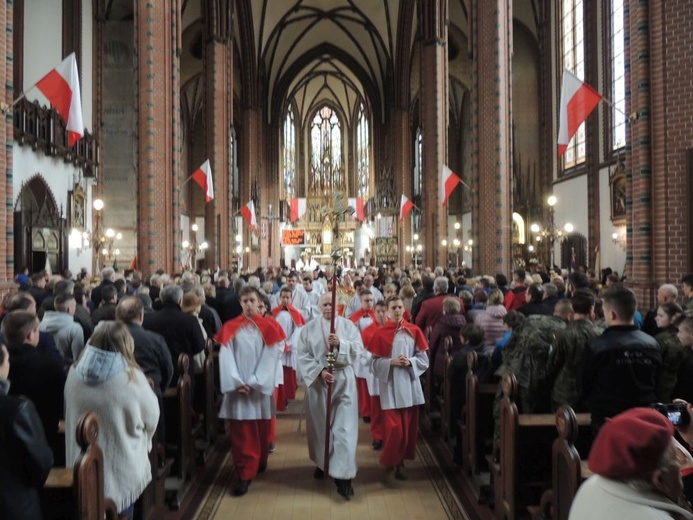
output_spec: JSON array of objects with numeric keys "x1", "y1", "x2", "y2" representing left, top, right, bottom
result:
[{"x1": 64, "y1": 321, "x2": 159, "y2": 520}]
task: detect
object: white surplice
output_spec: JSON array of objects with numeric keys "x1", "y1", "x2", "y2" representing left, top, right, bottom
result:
[
  {"x1": 371, "y1": 330, "x2": 429, "y2": 410},
  {"x1": 352, "y1": 315, "x2": 373, "y2": 379},
  {"x1": 297, "y1": 316, "x2": 363, "y2": 479},
  {"x1": 218, "y1": 324, "x2": 283, "y2": 420},
  {"x1": 275, "y1": 310, "x2": 302, "y2": 369}
]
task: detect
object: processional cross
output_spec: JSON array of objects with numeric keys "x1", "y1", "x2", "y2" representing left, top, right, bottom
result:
[{"x1": 319, "y1": 191, "x2": 353, "y2": 477}]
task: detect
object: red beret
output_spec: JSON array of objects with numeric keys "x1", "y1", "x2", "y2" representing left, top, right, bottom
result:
[{"x1": 589, "y1": 408, "x2": 674, "y2": 479}]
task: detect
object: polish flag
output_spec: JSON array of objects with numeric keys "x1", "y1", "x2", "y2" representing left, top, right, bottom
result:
[
  {"x1": 290, "y1": 198, "x2": 307, "y2": 222},
  {"x1": 558, "y1": 69, "x2": 602, "y2": 157},
  {"x1": 35, "y1": 53, "x2": 84, "y2": 147},
  {"x1": 440, "y1": 165, "x2": 462, "y2": 206},
  {"x1": 241, "y1": 200, "x2": 257, "y2": 229},
  {"x1": 400, "y1": 194, "x2": 414, "y2": 221},
  {"x1": 191, "y1": 160, "x2": 214, "y2": 202},
  {"x1": 348, "y1": 198, "x2": 365, "y2": 222}
]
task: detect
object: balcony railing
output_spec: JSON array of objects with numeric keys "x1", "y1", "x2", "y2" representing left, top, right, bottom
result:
[{"x1": 13, "y1": 98, "x2": 99, "y2": 178}]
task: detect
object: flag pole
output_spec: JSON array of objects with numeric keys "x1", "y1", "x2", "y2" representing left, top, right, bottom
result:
[
  {"x1": 0, "y1": 92, "x2": 28, "y2": 114},
  {"x1": 599, "y1": 95, "x2": 637, "y2": 123}
]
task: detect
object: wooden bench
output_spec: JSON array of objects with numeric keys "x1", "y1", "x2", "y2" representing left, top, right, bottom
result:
[
  {"x1": 423, "y1": 326, "x2": 435, "y2": 418},
  {"x1": 550, "y1": 405, "x2": 592, "y2": 520},
  {"x1": 437, "y1": 336, "x2": 453, "y2": 440},
  {"x1": 41, "y1": 412, "x2": 118, "y2": 519},
  {"x1": 195, "y1": 339, "x2": 218, "y2": 463},
  {"x1": 492, "y1": 372, "x2": 590, "y2": 520},
  {"x1": 163, "y1": 353, "x2": 196, "y2": 509},
  {"x1": 135, "y1": 430, "x2": 173, "y2": 520}
]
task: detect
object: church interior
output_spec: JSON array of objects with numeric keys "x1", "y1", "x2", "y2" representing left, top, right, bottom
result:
[{"x1": 1, "y1": 0, "x2": 692, "y2": 519}]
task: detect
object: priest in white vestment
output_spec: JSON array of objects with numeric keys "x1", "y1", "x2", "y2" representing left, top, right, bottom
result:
[
  {"x1": 297, "y1": 292, "x2": 364, "y2": 499},
  {"x1": 216, "y1": 287, "x2": 285, "y2": 496}
]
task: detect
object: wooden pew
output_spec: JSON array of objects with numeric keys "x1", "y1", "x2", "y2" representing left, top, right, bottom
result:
[
  {"x1": 423, "y1": 326, "x2": 434, "y2": 418},
  {"x1": 492, "y1": 372, "x2": 590, "y2": 520},
  {"x1": 163, "y1": 353, "x2": 195, "y2": 509},
  {"x1": 135, "y1": 430, "x2": 173, "y2": 520},
  {"x1": 462, "y1": 350, "x2": 497, "y2": 487},
  {"x1": 41, "y1": 412, "x2": 118, "y2": 519},
  {"x1": 550, "y1": 405, "x2": 592, "y2": 520},
  {"x1": 438, "y1": 336, "x2": 453, "y2": 440}
]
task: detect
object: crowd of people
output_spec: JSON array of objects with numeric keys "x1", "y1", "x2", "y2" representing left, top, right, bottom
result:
[{"x1": 2, "y1": 261, "x2": 693, "y2": 518}]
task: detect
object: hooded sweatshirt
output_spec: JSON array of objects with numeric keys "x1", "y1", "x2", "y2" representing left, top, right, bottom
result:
[
  {"x1": 39, "y1": 311, "x2": 84, "y2": 370},
  {"x1": 64, "y1": 345, "x2": 159, "y2": 512},
  {"x1": 475, "y1": 304, "x2": 508, "y2": 353}
]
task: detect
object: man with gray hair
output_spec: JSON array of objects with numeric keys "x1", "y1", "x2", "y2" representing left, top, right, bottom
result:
[
  {"x1": 416, "y1": 276, "x2": 460, "y2": 331},
  {"x1": 142, "y1": 284, "x2": 206, "y2": 382},
  {"x1": 91, "y1": 267, "x2": 115, "y2": 307},
  {"x1": 643, "y1": 283, "x2": 680, "y2": 336}
]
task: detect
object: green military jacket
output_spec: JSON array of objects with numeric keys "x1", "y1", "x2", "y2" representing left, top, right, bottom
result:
[{"x1": 655, "y1": 326, "x2": 684, "y2": 402}]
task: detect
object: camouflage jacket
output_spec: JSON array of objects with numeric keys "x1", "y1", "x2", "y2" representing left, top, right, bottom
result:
[
  {"x1": 548, "y1": 319, "x2": 601, "y2": 409},
  {"x1": 656, "y1": 326, "x2": 685, "y2": 402}
]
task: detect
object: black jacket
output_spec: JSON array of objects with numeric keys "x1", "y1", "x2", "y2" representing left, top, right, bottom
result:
[
  {"x1": 142, "y1": 302, "x2": 205, "y2": 383},
  {"x1": 0, "y1": 382, "x2": 53, "y2": 520},
  {"x1": 90, "y1": 279, "x2": 114, "y2": 308},
  {"x1": 125, "y1": 323, "x2": 174, "y2": 396},
  {"x1": 582, "y1": 325, "x2": 661, "y2": 422},
  {"x1": 6, "y1": 343, "x2": 66, "y2": 465}
]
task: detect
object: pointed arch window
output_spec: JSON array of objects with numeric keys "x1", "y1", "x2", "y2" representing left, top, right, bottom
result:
[
  {"x1": 610, "y1": 0, "x2": 626, "y2": 151},
  {"x1": 561, "y1": 0, "x2": 586, "y2": 169},
  {"x1": 413, "y1": 127, "x2": 423, "y2": 197},
  {"x1": 310, "y1": 106, "x2": 343, "y2": 195},
  {"x1": 356, "y1": 103, "x2": 370, "y2": 199},
  {"x1": 283, "y1": 105, "x2": 296, "y2": 199}
]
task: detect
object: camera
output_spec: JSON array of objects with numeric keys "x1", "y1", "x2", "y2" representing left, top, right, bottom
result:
[{"x1": 651, "y1": 403, "x2": 691, "y2": 427}]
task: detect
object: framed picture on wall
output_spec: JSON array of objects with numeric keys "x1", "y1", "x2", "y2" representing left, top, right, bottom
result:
[
  {"x1": 70, "y1": 185, "x2": 87, "y2": 230},
  {"x1": 610, "y1": 161, "x2": 626, "y2": 222}
]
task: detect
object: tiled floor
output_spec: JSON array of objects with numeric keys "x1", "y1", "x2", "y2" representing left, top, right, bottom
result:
[{"x1": 210, "y1": 388, "x2": 454, "y2": 519}]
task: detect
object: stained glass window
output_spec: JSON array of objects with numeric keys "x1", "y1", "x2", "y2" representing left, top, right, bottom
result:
[
  {"x1": 356, "y1": 103, "x2": 370, "y2": 199},
  {"x1": 611, "y1": 0, "x2": 626, "y2": 151},
  {"x1": 283, "y1": 105, "x2": 296, "y2": 199},
  {"x1": 310, "y1": 106, "x2": 343, "y2": 195},
  {"x1": 561, "y1": 0, "x2": 586, "y2": 168}
]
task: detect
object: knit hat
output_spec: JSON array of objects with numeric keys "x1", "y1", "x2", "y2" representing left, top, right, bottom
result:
[{"x1": 589, "y1": 407, "x2": 674, "y2": 479}]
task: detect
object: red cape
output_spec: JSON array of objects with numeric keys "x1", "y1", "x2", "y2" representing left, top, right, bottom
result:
[
  {"x1": 271, "y1": 305, "x2": 306, "y2": 326},
  {"x1": 350, "y1": 308, "x2": 376, "y2": 324},
  {"x1": 215, "y1": 314, "x2": 286, "y2": 347},
  {"x1": 361, "y1": 320, "x2": 388, "y2": 348},
  {"x1": 368, "y1": 320, "x2": 429, "y2": 358},
  {"x1": 403, "y1": 308, "x2": 412, "y2": 322}
]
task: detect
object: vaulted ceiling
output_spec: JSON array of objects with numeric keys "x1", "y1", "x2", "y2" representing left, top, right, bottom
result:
[{"x1": 234, "y1": 0, "x2": 418, "y2": 125}]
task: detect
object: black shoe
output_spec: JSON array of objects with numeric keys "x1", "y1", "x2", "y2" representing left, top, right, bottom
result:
[
  {"x1": 313, "y1": 467, "x2": 324, "y2": 479},
  {"x1": 336, "y1": 479, "x2": 354, "y2": 499},
  {"x1": 268, "y1": 442, "x2": 275, "y2": 453},
  {"x1": 372, "y1": 440, "x2": 383, "y2": 451},
  {"x1": 233, "y1": 480, "x2": 251, "y2": 496},
  {"x1": 362, "y1": 416, "x2": 371, "y2": 424},
  {"x1": 258, "y1": 463, "x2": 267, "y2": 473}
]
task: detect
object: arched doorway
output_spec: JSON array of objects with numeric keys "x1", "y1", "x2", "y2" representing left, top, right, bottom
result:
[
  {"x1": 14, "y1": 176, "x2": 67, "y2": 274},
  {"x1": 561, "y1": 233, "x2": 588, "y2": 271}
]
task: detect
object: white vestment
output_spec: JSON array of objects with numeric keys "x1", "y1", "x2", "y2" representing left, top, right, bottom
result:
[
  {"x1": 218, "y1": 324, "x2": 283, "y2": 420},
  {"x1": 345, "y1": 294, "x2": 361, "y2": 318},
  {"x1": 372, "y1": 330, "x2": 429, "y2": 410},
  {"x1": 352, "y1": 315, "x2": 374, "y2": 379},
  {"x1": 291, "y1": 286, "x2": 311, "y2": 320},
  {"x1": 275, "y1": 310, "x2": 302, "y2": 369},
  {"x1": 365, "y1": 285, "x2": 384, "y2": 303},
  {"x1": 304, "y1": 290, "x2": 321, "y2": 321},
  {"x1": 297, "y1": 316, "x2": 363, "y2": 479}
]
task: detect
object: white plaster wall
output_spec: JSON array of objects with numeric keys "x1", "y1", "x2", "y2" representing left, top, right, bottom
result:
[
  {"x1": 599, "y1": 166, "x2": 627, "y2": 275},
  {"x1": 552, "y1": 176, "x2": 589, "y2": 267},
  {"x1": 23, "y1": 1, "x2": 92, "y2": 130},
  {"x1": 23, "y1": 1, "x2": 62, "y2": 105}
]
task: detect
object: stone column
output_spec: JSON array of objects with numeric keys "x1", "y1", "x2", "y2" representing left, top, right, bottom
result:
[
  {"x1": 470, "y1": 0, "x2": 512, "y2": 276},
  {"x1": 392, "y1": 109, "x2": 412, "y2": 267},
  {"x1": 241, "y1": 107, "x2": 262, "y2": 269},
  {"x1": 203, "y1": 0, "x2": 233, "y2": 269},
  {"x1": 625, "y1": 0, "x2": 653, "y2": 304},
  {"x1": 135, "y1": 0, "x2": 182, "y2": 274},
  {"x1": 0, "y1": 0, "x2": 13, "y2": 290},
  {"x1": 420, "y1": 0, "x2": 448, "y2": 268}
]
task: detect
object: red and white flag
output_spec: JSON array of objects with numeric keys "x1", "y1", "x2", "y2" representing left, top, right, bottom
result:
[
  {"x1": 241, "y1": 200, "x2": 257, "y2": 229},
  {"x1": 348, "y1": 198, "x2": 365, "y2": 222},
  {"x1": 35, "y1": 53, "x2": 84, "y2": 147},
  {"x1": 191, "y1": 159, "x2": 214, "y2": 202},
  {"x1": 558, "y1": 69, "x2": 602, "y2": 157},
  {"x1": 400, "y1": 194, "x2": 414, "y2": 221},
  {"x1": 440, "y1": 165, "x2": 462, "y2": 206},
  {"x1": 290, "y1": 198, "x2": 307, "y2": 222}
]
